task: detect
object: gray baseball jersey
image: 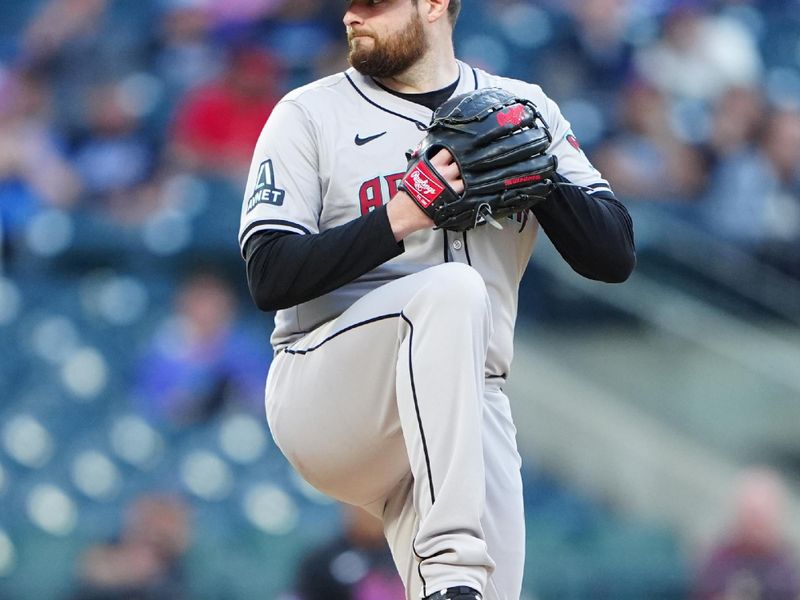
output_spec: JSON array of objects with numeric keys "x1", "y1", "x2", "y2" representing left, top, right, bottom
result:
[
  {"x1": 239, "y1": 60, "x2": 619, "y2": 599},
  {"x1": 238, "y1": 60, "x2": 610, "y2": 378}
]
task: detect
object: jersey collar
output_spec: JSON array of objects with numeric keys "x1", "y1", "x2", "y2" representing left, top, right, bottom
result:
[{"x1": 345, "y1": 60, "x2": 480, "y2": 128}]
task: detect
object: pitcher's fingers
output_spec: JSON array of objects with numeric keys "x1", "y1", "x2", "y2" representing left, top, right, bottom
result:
[
  {"x1": 430, "y1": 149, "x2": 464, "y2": 193},
  {"x1": 431, "y1": 151, "x2": 461, "y2": 179},
  {"x1": 431, "y1": 148, "x2": 456, "y2": 167}
]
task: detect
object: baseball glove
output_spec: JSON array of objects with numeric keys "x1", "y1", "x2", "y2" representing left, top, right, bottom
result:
[{"x1": 400, "y1": 87, "x2": 558, "y2": 231}]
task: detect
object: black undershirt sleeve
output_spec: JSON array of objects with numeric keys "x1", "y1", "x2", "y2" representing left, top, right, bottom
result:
[
  {"x1": 531, "y1": 173, "x2": 636, "y2": 283},
  {"x1": 245, "y1": 175, "x2": 635, "y2": 312},
  {"x1": 244, "y1": 204, "x2": 404, "y2": 312}
]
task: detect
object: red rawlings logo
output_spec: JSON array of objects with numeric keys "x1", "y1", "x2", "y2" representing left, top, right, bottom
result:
[
  {"x1": 497, "y1": 104, "x2": 526, "y2": 127},
  {"x1": 403, "y1": 162, "x2": 444, "y2": 208}
]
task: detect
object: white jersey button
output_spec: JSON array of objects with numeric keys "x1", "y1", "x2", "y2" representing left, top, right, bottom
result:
[{"x1": 452, "y1": 239, "x2": 463, "y2": 251}]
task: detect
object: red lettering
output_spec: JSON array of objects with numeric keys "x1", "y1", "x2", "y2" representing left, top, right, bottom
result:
[
  {"x1": 386, "y1": 172, "x2": 404, "y2": 198},
  {"x1": 359, "y1": 177, "x2": 383, "y2": 215},
  {"x1": 504, "y1": 174, "x2": 542, "y2": 187},
  {"x1": 359, "y1": 173, "x2": 414, "y2": 215}
]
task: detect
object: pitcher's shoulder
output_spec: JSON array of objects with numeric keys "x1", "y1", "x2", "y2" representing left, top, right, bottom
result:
[{"x1": 280, "y1": 71, "x2": 354, "y2": 112}]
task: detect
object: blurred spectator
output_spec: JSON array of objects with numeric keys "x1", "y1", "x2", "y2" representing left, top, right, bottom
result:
[
  {"x1": 634, "y1": 3, "x2": 762, "y2": 102},
  {"x1": 292, "y1": 504, "x2": 404, "y2": 600},
  {"x1": 0, "y1": 67, "x2": 81, "y2": 261},
  {"x1": 205, "y1": 0, "x2": 283, "y2": 28},
  {"x1": 71, "y1": 494, "x2": 190, "y2": 600},
  {"x1": 70, "y1": 81, "x2": 157, "y2": 221},
  {"x1": 21, "y1": 0, "x2": 150, "y2": 132},
  {"x1": 537, "y1": 0, "x2": 635, "y2": 103},
  {"x1": 22, "y1": 0, "x2": 108, "y2": 65},
  {"x1": 153, "y1": 0, "x2": 225, "y2": 98},
  {"x1": 693, "y1": 467, "x2": 800, "y2": 600},
  {"x1": 260, "y1": 0, "x2": 343, "y2": 86},
  {"x1": 593, "y1": 79, "x2": 709, "y2": 203},
  {"x1": 134, "y1": 269, "x2": 270, "y2": 427},
  {"x1": 169, "y1": 47, "x2": 282, "y2": 180},
  {"x1": 699, "y1": 107, "x2": 800, "y2": 264},
  {"x1": 705, "y1": 86, "x2": 766, "y2": 163}
]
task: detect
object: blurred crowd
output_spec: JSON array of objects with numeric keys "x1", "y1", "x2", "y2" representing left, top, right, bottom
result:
[
  {"x1": 2, "y1": 0, "x2": 800, "y2": 598},
  {"x1": 65, "y1": 467, "x2": 800, "y2": 600},
  {"x1": 0, "y1": 0, "x2": 798, "y2": 274},
  {"x1": 0, "y1": 0, "x2": 340, "y2": 255},
  {"x1": 1, "y1": 0, "x2": 800, "y2": 273}
]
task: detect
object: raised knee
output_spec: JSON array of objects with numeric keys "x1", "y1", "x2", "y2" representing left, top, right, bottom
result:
[{"x1": 424, "y1": 263, "x2": 490, "y2": 312}]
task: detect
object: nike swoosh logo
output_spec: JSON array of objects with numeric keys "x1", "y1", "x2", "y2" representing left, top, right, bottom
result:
[{"x1": 355, "y1": 131, "x2": 387, "y2": 146}]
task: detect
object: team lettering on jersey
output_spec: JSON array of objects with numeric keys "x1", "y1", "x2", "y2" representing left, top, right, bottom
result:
[
  {"x1": 359, "y1": 172, "x2": 404, "y2": 214},
  {"x1": 247, "y1": 159, "x2": 286, "y2": 213},
  {"x1": 358, "y1": 172, "x2": 531, "y2": 231},
  {"x1": 238, "y1": 63, "x2": 613, "y2": 357}
]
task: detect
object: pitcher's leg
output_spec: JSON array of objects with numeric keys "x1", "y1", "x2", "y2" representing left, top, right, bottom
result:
[
  {"x1": 380, "y1": 475, "x2": 420, "y2": 599},
  {"x1": 265, "y1": 313, "x2": 409, "y2": 507},
  {"x1": 481, "y1": 387, "x2": 525, "y2": 600},
  {"x1": 382, "y1": 387, "x2": 525, "y2": 600},
  {"x1": 394, "y1": 265, "x2": 495, "y2": 596},
  {"x1": 266, "y1": 263, "x2": 496, "y2": 595}
]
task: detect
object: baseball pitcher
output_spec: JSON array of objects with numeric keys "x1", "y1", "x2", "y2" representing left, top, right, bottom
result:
[{"x1": 239, "y1": 1, "x2": 635, "y2": 599}]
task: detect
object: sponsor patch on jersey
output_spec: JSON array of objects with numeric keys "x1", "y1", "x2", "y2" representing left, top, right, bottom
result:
[
  {"x1": 566, "y1": 132, "x2": 582, "y2": 152},
  {"x1": 246, "y1": 159, "x2": 285, "y2": 213}
]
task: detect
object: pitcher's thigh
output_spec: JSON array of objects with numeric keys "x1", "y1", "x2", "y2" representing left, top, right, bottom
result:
[{"x1": 266, "y1": 312, "x2": 412, "y2": 506}]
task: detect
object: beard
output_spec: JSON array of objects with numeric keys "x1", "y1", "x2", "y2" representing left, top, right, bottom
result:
[{"x1": 347, "y1": 12, "x2": 428, "y2": 78}]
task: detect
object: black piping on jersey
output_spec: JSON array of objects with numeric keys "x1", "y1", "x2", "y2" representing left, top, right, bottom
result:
[
  {"x1": 345, "y1": 73, "x2": 429, "y2": 129},
  {"x1": 373, "y1": 76, "x2": 461, "y2": 112},
  {"x1": 239, "y1": 219, "x2": 310, "y2": 246},
  {"x1": 441, "y1": 231, "x2": 472, "y2": 266},
  {"x1": 345, "y1": 66, "x2": 480, "y2": 129}
]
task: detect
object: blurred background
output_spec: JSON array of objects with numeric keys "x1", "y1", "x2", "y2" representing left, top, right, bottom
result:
[{"x1": 0, "y1": 0, "x2": 799, "y2": 598}]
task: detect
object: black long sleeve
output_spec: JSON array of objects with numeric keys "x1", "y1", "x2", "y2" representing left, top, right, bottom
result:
[
  {"x1": 244, "y1": 204, "x2": 404, "y2": 312},
  {"x1": 245, "y1": 176, "x2": 634, "y2": 312},
  {"x1": 532, "y1": 173, "x2": 636, "y2": 283}
]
